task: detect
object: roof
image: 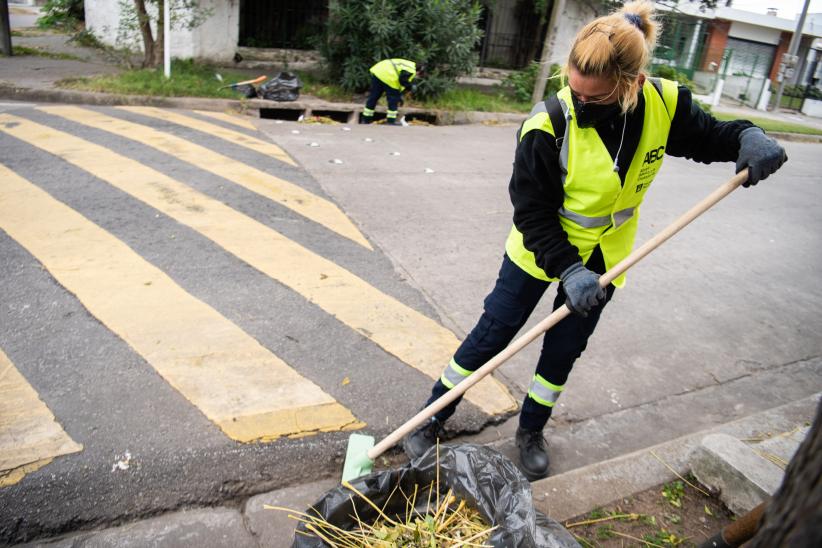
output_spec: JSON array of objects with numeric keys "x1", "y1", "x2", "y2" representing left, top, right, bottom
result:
[{"x1": 656, "y1": 3, "x2": 822, "y2": 39}]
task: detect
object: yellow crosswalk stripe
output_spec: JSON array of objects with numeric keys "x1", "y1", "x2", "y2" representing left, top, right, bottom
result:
[
  {"x1": 0, "y1": 163, "x2": 363, "y2": 443},
  {"x1": 194, "y1": 110, "x2": 258, "y2": 131},
  {"x1": 38, "y1": 106, "x2": 372, "y2": 251},
  {"x1": 0, "y1": 346, "x2": 83, "y2": 487},
  {"x1": 119, "y1": 106, "x2": 296, "y2": 166},
  {"x1": 0, "y1": 114, "x2": 516, "y2": 416}
]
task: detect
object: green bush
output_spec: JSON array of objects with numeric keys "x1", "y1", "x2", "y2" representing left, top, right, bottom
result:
[
  {"x1": 651, "y1": 64, "x2": 694, "y2": 91},
  {"x1": 318, "y1": 0, "x2": 482, "y2": 98},
  {"x1": 782, "y1": 84, "x2": 822, "y2": 100},
  {"x1": 37, "y1": 0, "x2": 84, "y2": 30},
  {"x1": 694, "y1": 98, "x2": 712, "y2": 114},
  {"x1": 502, "y1": 62, "x2": 563, "y2": 103}
]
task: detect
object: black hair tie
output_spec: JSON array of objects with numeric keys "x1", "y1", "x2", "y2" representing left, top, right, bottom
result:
[{"x1": 624, "y1": 13, "x2": 644, "y2": 32}]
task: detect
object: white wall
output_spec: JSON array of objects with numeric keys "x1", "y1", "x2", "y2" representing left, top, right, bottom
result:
[
  {"x1": 84, "y1": 0, "x2": 238, "y2": 63},
  {"x1": 801, "y1": 97, "x2": 822, "y2": 117},
  {"x1": 548, "y1": 1, "x2": 598, "y2": 65},
  {"x1": 84, "y1": 0, "x2": 124, "y2": 48},
  {"x1": 729, "y1": 21, "x2": 782, "y2": 45},
  {"x1": 187, "y1": 0, "x2": 239, "y2": 62}
]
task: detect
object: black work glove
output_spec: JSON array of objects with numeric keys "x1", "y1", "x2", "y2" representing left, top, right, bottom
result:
[
  {"x1": 560, "y1": 262, "x2": 605, "y2": 318},
  {"x1": 736, "y1": 127, "x2": 787, "y2": 187}
]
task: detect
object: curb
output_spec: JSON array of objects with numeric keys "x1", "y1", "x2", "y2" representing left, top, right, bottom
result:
[
  {"x1": 768, "y1": 131, "x2": 822, "y2": 143},
  {"x1": 527, "y1": 394, "x2": 818, "y2": 523},
  {"x1": 0, "y1": 84, "x2": 526, "y2": 126},
  {"x1": 4, "y1": 85, "x2": 820, "y2": 138},
  {"x1": 18, "y1": 395, "x2": 817, "y2": 547}
]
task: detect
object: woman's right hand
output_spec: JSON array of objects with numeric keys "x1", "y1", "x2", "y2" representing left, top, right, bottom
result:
[{"x1": 560, "y1": 262, "x2": 605, "y2": 317}]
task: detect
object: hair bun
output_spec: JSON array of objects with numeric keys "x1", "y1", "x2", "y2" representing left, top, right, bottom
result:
[{"x1": 624, "y1": 13, "x2": 645, "y2": 32}]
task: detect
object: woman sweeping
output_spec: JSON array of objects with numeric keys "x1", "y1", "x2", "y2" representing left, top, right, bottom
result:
[{"x1": 403, "y1": 0, "x2": 786, "y2": 480}]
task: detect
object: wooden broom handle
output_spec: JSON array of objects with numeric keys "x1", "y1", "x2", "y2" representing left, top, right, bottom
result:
[{"x1": 368, "y1": 170, "x2": 749, "y2": 460}]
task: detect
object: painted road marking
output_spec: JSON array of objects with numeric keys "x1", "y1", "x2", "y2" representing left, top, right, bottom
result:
[
  {"x1": 0, "y1": 346, "x2": 83, "y2": 487},
  {"x1": 0, "y1": 164, "x2": 363, "y2": 443},
  {"x1": 0, "y1": 114, "x2": 516, "y2": 416},
  {"x1": 193, "y1": 110, "x2": 258, "y2": 131},
  {"x1": 119, "y1": 106, "x2": 296, "y2": 166},
  {"x1": 38, "y1": 106, "x2": 371, "y2": 251}
]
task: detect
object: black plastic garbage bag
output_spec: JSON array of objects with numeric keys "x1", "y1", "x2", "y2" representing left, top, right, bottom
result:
[
  {"x1": 260, "y1": 72, "x2": 301, "y2": 102},
  {"x1": 292, "y1": 444, "x2": 580, "y2": 547},
  {"x1": 234, "y1": 83, "x2": 257, "y2": 99}
]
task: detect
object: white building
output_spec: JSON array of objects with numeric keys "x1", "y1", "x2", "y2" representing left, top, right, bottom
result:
[{"x1": 84, "y1": 0, "x2": 239, "y2": 64}]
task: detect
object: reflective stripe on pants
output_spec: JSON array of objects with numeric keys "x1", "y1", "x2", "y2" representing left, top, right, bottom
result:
[
  {"x1": 527, "y1": 374, "x2": 564, "y2": 407},
  {"x1": 440, "y1": 358, "x2": 472, "y2": 389}
]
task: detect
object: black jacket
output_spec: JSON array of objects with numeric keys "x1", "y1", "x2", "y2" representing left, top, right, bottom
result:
[{"x1": 509, "y1": 85, "x2": 755, "y2": 279}]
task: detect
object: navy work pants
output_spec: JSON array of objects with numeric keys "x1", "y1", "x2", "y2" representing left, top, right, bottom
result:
[
  {"x1": 425, "y1": 247, "x2": 616, "y2": 431},
  {"x1": 364, "y1": 76, "x2": 401, "y2": 120}
]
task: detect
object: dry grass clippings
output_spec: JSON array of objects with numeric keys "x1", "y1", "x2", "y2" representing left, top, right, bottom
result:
[{"x1": 267, "y1": 446, "x2": 496, "y2": 546}]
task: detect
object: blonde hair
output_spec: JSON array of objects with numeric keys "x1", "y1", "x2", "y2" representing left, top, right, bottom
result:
[{"x1": 563, "y1": 1, "x2": 659, "y2": 112}]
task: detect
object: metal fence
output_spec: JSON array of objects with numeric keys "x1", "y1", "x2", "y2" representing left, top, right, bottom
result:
[
  {"x1": 721, "y1": 48, "x2": 772, "y2": 107},
  {"x1": 239, "y1": 0, "x2": 328, "y2": 49},
  {"x1": 651, "y1": 15, "x2": 710, "y2": 79},
  {"x1": 478, "y1": 31, "x2": 542, "y2": 69}
]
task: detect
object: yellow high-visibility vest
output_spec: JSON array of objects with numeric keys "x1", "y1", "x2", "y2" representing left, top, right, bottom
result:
[
  {"x1": 505, "y1": 78, "x2": 679, "y2": 287},
  {"x1": 370, "y1": 59, "x2": 417, "y2": 91}
]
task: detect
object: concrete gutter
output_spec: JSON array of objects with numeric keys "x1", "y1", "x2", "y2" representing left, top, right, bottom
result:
[{"x1": 18, "y1": 395, "x2": 817, "y2": 547}]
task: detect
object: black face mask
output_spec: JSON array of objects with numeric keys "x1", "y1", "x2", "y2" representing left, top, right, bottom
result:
[{"x1": 571, "y1": 94, "x2": 622, "y2": 128}]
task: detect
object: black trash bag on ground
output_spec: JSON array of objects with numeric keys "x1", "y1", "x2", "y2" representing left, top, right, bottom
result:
[
  {"x1": 259, "y1": 71, "x2": 301, "y2": 102},
  {"x1": 234, "y1": 83, "x2": 257, "y2": 99},
  {"x1": 292, "y1": 444, "x2": 580, "y2": 547}
]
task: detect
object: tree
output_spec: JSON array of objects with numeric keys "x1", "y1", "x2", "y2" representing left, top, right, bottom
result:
[
  {"x1": 319, "y1": 0, "x2": 483, "y2": 98},
  {"x1": 748, "y1": 400, "x2": 822, "y2": 547},
  {"x1": 116, "y1": 0, "x2": 211, "y2": 68}
]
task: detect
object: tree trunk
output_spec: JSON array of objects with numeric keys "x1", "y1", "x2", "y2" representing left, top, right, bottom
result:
[
  {"x1": 748, "y1": 400, "x2": 822, "y2": 547},
  {"x1": 531, "y1": 0, "x2": 566, "y2": 103},
  {"x1": 134, "y1": 0, "x2": 155, "y2": 68},
  {"x1": 152, "y1": 0, "x2": 164, "y2": 68}
]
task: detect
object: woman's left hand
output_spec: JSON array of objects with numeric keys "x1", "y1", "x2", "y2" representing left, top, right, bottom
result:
[{"x1": 736, "y1": 127, "x2": 788, "y2": 187}]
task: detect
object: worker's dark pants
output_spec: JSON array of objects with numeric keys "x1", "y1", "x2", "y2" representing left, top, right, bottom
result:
[
  {"x1": 425, "y1": 247, "x2": 616, "y2": 431},
  {"x1": 364, "y1": 76, "x2": 401, "y2": 121}
]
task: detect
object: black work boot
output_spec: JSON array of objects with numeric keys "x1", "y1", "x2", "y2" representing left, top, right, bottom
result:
[
  {"x1": 516, "y1": 427, "x2": 550, "y2": 480},
  {"x1": 402, "y1": 417, "x2": 445, "y2": 460}
]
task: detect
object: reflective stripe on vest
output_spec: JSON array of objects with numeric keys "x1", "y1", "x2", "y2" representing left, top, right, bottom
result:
[
  {"x1": 527, "y1": 375, "x2": 564, "y2": 407},
  {"x1": 505, "y1": 77, "x2": 679, "y2": 287},
  {"x1": 440, "y1": 358, "x2": 472, "y2": 389},
  {"x1": 557, "y1": 205, "x2": 636, "y2": 228},
  {"x1": 370, "y1": 59, "x2": 417, "y2": 91}
]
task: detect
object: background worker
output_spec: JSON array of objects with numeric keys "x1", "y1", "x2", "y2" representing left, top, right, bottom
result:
[
  {"x1": 361, "y1": 58, "x2": 420, "y2": 125},
  {"x1": 403, "y1": 0, "x2": 786, "y2": 480}
]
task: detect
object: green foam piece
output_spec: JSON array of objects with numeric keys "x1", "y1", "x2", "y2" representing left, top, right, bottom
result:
[{"x1": 341, "y1": 433, "x2": 375, "y2": 482}]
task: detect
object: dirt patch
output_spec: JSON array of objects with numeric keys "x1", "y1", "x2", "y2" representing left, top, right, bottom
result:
[{"x1": 564, "y1": 476, "x2": 735, "y2": 547}]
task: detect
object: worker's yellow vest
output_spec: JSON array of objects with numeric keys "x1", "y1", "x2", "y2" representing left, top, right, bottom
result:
[
  {"x1": 505, "y1": 78, "x2": 679, "y2": 287},
  {"x1": 370, "y1": 59, "x2": 417, "y2": 91}
]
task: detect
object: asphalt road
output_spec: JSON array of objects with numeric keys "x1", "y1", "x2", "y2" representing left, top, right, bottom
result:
[
  {"x1": 0, "y1": 104, "x2": 511, "y2": 544},
  {"x1": 1, "y1": 102, "x2": 820, "y2": 544},
  {"x1": 261, "y1": 117, "x2": 822, "y2": 468}
]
